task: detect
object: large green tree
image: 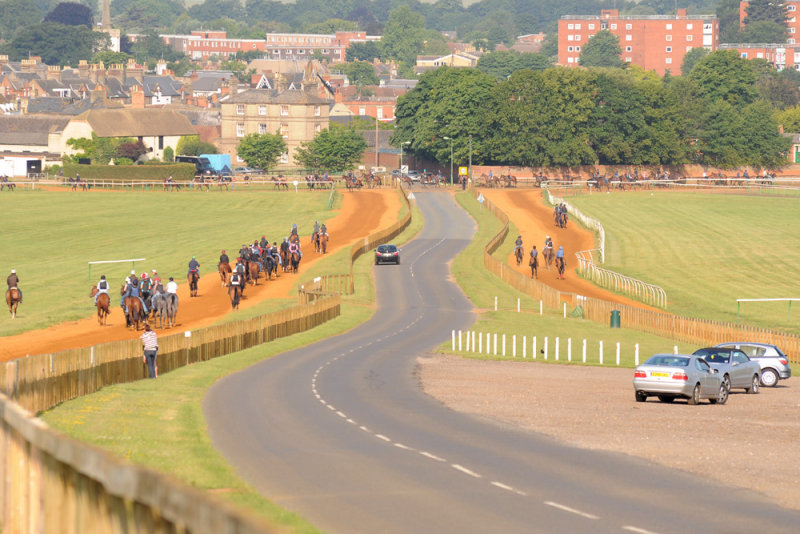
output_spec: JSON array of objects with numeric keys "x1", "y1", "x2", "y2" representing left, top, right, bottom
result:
[
  {"x1": 744, "y1": 0, "x2": 789, "y2": 24},
  {"x1": 680, "y1": 47, "x2": 709, "y2": 76},
  {"x1": 688, "y1": 50, "x2": 759, "y2": 107},
  {"x1": 0, "y1": 22, "x2": 102, "y2": 66},
  {"x1": 340, "y1": 61, "x2": 380, "y2": 86},
  {"x1": 476, "y1": 50, "x2": 551, "y2": 80},
  {"x1": 176, "y1": 136, "x2": 218, "y2": 157},
  {"x1": 379, "y1": 5, "x2": 447, "y2": 76},
  {"x1": 0, "y1": 0, "x2": 43, "y2": 40},
  {"x1": 294, "y1": 126, "x2": 368, "y2": 172},
  {"x1": 43, "y1": 2, "x2": 93, "y2": 27},
  {"x1": 236, "y1": 133, "x2": 287, "y2": 172},
  {"x1": 579, "y1": 30, "x2": 624, "y2": 69},
  {"x1": 346, "y1": 41, "x2": 381, "y2": 62}
]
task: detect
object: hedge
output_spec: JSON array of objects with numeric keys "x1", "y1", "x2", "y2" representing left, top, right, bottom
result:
[{"x1": 60, "y1": 163, "x2": 197, "y2": 181}]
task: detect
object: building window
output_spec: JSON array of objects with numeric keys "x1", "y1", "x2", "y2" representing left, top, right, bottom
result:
[
  {"x1": 757, "y1": 52, "x2": 764, "y2": 58},
  {"x1": 575, "y1": 35, "x2": 581, "y2": 41},
  {"x1": 322, "y1": 49, "x2": 329, "y2": 54},
  {"x1": 666, "y1": 35, "x2": 672, "y2": 41},
  {"x1": 567, "y1": 57, "x2": 575, "y2": 63},
  {"x1": 273, "y1": 49, "x2": 280, "y2": 54},
  {"x1": 790, "y1": 5, "x2": 797, "y2": 11},
  {"x1": 280, "y1": 152, "x2": 289, "y2": 164},
  {"x1": 687, "y1": 46, "x2": 693, "y2": 52},
  {"x1": 281, "y1": 105, "x2": 289, "y2": 116},
  {"x1": 625, "y1": 46, "x2": 632, "y2": 52},
  {"x1": 359, "y1": 106, "x2": 366, "y2": 116},
  {"x1": 280, "y1": 124, "x2": 289, "y2": 138},
  {"x1": 741, "y1": 53, "x2": 748, "y2": 58},
  {"x1": 236, "y1": 104, "x2": 245, "y2": 115},
  {"x1": 567, "y1": 35, "x2": 574, "y2": 41},
  {"x1": 792, "y1": 27, "x2": 797, "y2": 34},
  {"x1": 236, "y1": 155, "x2": 244, "y2": 163},
  {"x1": 236, "y1": 123, "x2": 245, "y2": 137},
  {"x1": 575, "y1": 23, "x2": 581, "y2": 29},
  {"x1": 589, "y1": 24, "x2": 595, "y2": 30},
  {"x1": 377, "y1": 107, "x2": 384, "y2": 120},
  {"x1": 258, "y1": 123, "x2": 267, "y2": 134},
  {"x1": 315, "y1": 123, "x2": 321, "y2": 133},
  {"x1": 610, "y1": 23, "x2": 617, "y2": 29},
  {"x1": 687, "y1": 35, "x2": 693, "y2": 41},
  {"x1": 568, "y1": 23, "x2": 574, "y2": 30},
  {"x1": 568, "y1": 45, "x2": 574, "y2": 52},
  {"x1": 314, "y1": 105, "x2": 321, "y2": 117},
  {"x1": 575, "y1": 46, "x2": 581, "y2": 51},
  {"x1": 626, "y1": 23, "x2": 632, "y2": 30},
  {"x1": 666, "y1": 23, "x2": 672, "y2": 30},
  {"x1": 665, "y1": 58, "x2": 672, "y2": 64},
  {"x1": 258, "y1": 104, "x2": 266, "y2": 116},
  {"x1": 625, "y1": 57, "x2": 632, "y2": 62},
  {"x1": 626, "y1": 35, "x2": 632, "y2": 41},
  {"x1": 666, "y1": 46, "x2": 672, "y2": 53},
  {"x1": 158, "y1": 136, "x2": 164, "y2": 150},
  {"x1": 298, "y1": 49, "x2": 305, "y2": 54},
  {"x1": 687, "y1": 23, "x2": 693, "y2": 30}
]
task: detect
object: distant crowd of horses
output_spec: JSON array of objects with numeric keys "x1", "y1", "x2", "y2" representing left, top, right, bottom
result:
[{"x1": 89, "y1": 281, "x2": 178, "y2": 331}]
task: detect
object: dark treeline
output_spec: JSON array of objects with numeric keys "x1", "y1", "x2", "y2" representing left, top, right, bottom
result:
[{"x1": 393, "y1": 51, "x2": 792, "y2": 169}]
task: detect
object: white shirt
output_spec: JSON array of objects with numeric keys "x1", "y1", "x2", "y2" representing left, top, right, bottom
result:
[{"x1": 167, "y1": 281, "x2": 178, "y2": 294}]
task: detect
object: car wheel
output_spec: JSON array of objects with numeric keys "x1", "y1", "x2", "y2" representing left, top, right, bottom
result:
[
  {"x1": 635, "y1": 390, "x2": 647, "y2": 402},
  {"x1": 745, "y1": 374, "x2": 760, "y2": 394},
  {"x1": 657, "y1": 395, "x2": 674, "y2": 403},
  {"x1": 687, "y1": 383, "x2": 701, "y2": 405},
  {"x1": 760, "y1": 368, "x2": 779, "y2": 387},
  {"x1": 722, "y1": 374, "x2": 731, "y2": 392},
  {"x1": 709, "y1": 382, "x2": 729, "y2": 405}
]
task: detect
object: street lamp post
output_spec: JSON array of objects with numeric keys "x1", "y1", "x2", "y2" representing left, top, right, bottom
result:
[
  {"x1": 399, "y1": 141, "x2": 411, "y2": 175},
  {"x1": 468, "y1": 134, "x2": 473, "y2": 189},
  {"x1": 443, "y1": 136, "x2": 453, "y2": 186}
]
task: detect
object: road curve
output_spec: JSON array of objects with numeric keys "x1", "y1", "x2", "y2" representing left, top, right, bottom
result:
[{"x1": 205, "y1": 192, "x2": 800, "y2": 534}]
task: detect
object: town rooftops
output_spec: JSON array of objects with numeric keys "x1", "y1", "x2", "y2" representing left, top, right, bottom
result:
[
  {"x1": 227, "y1": 88, "x2": 329, "y2": 105},
  {"x1": 72, "y1": 108, "x2": 196, "y2": 137}
]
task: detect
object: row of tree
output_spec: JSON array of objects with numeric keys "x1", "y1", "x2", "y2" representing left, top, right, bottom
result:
[{"x1": 393, "y1": 51, "x2": 793, "y2": 169}]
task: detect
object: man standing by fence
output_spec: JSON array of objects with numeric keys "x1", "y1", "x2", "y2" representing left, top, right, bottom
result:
[{"x1": 141, "y1": 324, "x2": 158, "y2": 378}]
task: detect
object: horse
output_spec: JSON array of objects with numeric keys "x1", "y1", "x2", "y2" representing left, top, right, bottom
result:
[
  {"x1": 6, "y1": 288, "x2": 21, "y2": 318},
  {"x1": 124, "y1": 296, "x2": 145, "y2": 330},
  {"x1": 280, "y1": 247, "x2": 290, "y2": 272},
  {"x1": 272, "y1": 176, "x2": 289, "y2": 190},
  {"x1": 165, "y1": 293, "x2": 178, "y2": 328},
  {"x1": 542, "y1": 246, "x2": 555, "y2": 270},
  {"x1": 69, "y1": 177, "x2": 88, "y2": 191},
  {"x1": 248, "y1": 261, "x2": 260, "y2": 285},
  {"x1": 529, "y1": 254, "x2": 539, "y2": 279},
  {"x1": 219, "y1": 262, "x2": 232, "y2": 287},
  {"x1": 150, "y1": 291, "x2": 168, "y2": 328},
  {"x1": 515, "y1": 246, "x2": 524, "y2": 266},
  {"x1": 290, "y1": 251, "x2": 301, "y2": 273},
  {"x1": 262, "y1": 253, "x2": 277, "y2": 280},
  {"x1": 192, "y1": 176, "x2": 210, "y2": 191},
  {"x1": 0, "y1": 176, "x2": 16, "y2": 191},
  {"x1": 229, "y1": 284, "x2": 242, "y2": 309},
  {"x1": 319, "y1": 232, "x2": 328, "y2": 254},
  {"x1": 556, "y1": 257, "x2": 566, "y2": 280},
  {"x1": 188, "y1": 270, "x2": 199, "y2": 297},
  {"x1": 90, "y1": 286, "x2": 110, "y2": 325}
]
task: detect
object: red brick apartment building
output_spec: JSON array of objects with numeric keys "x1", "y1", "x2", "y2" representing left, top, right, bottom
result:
[{"x1": 558, "y1": 9, "x2": 719, "y2": 76}]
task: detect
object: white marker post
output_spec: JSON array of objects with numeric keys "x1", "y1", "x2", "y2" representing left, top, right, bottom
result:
[
  {"x1": 452, "y1": 330, "x2": 455, "y2": 351},
  {"x1": 568, "y1": 338, "x2": 572, "y2": 362},
  {"x1": 599, "y1": 340, "x2": 604, "y2": 365},
  {"x1": 555, "y1": 337, "x2": 560, "y2": 361},
  {"x1": 539, "y1": 300, "x2": 543, "y2": 315},
  {"x1": 512, "y1": 335, "x2": 516, "y2": 358},
  {"x1": 616, "y1": 342, "x2": 621, "y2": 366},
  {"x1": 543, "y1": 337, "x2": 549, "y2": 360},
  {"x1": 458, "y1": 330, "x2": 462, "y2": 351},
  {"x1": 582, "y1": 339, "x2": 587, "y2": 363},
  {"x1": 494, "y1": 296, "x2": 498, "y2": 311},
  {"x1": 517, "y1": 298, "x2": 520, "y2": 313},
  {"x1": 533, "y1": 336, "x2": 537, "y2": 360},
  {"x1": 493, "y1": 333, "x2": 498, "y2": 356},
  {"x1": 523, "y1": 336, "x2": 527, "y2": 359},
  {"x1": 502, "y1": 334, "x2": 506, "y2": 357}
]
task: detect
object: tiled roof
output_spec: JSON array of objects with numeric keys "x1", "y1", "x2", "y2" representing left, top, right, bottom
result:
[
  {"x1": 0, "y1": 115, "x2": 71, "y2": 145},
  {"x1": 228, "y1": 88, "x2": 329, "y2": 105},
  {"x1": 74, "y1": 108, "x2": 196, "y2": 137}
]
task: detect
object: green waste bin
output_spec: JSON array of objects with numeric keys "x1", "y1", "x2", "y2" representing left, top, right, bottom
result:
[{"x1": 610, "y1": 310, "x2": 621, "y2": 328}]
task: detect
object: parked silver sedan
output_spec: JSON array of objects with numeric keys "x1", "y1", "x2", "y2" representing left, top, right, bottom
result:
[
  {"x1": 693, "y1": 348, "x2": 761, "y2": 394},
  {"x1": 633, "y1": 354, "x2": 729, "y2": 405}
]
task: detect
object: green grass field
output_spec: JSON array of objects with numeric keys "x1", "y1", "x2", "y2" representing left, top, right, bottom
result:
[
  {"x1": 0, "y1": 189, "x2": 341, "y2": 337},
  {"x1": 568, "y1": 191, "x2": 800, "y2": 331}
]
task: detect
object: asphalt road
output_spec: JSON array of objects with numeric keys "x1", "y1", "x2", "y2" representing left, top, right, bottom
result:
[{"x1": 205, "y1": 191, "x2": 800, "y2": 534}]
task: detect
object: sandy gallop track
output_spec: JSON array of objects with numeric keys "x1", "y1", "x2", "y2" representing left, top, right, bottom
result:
[
  {"x1": 480, "y1": 189, "x2": 656, "y2": 310},
  {"x1": 0, "y1": 190, "x2": 401, "y2": 362}
]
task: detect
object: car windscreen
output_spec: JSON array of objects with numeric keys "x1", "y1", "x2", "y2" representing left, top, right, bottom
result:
[
  {"x1": 377, "y1": 245, "x2": 396, "y2": 253},
  {"x1": 645, "y1": 355, "x2": 690, "y2": 367}
]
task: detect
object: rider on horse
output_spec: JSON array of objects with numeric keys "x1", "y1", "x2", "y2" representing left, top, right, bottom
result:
[
  {"x1": 187, "y1": 256, "x2": 200, "y2": 278},
  {"x1": 7, "y1": 269, "x2": 21, "y2": 302},
  {"x1": 219, "y1": 250, "x2": 230, "y2": 267},
  {"x1": 140, "y1": 272, "x2": 151, "y2": 300},
  {"x1": 545, "y1": 235, "x2": 553, "y2": 249},
  {"x1": 530, "y1": 246, "x2": 538, "y2": 262},
  {"x1": 320, "y1": 222, "x2": 328, "y2": 236},
  {"x1": 229, "y1": 270, "x2": 242, "y2": 296},
  {"x1": 514, "y1": 235, "x2": 523, "y2": 255},
  {"x1": 150, "y1": 270, "x2": 162, "y2": 289},
  {"x1": 121, "y1": 278, "x2": 148, "y2": 314},
  {"x1": 94, "y1": 274, "x2": 109, "y2": 304},
  {"x1": 313, "y1": 220, "x2": 320, "y2": 235},
  {"x1": 290, "y1": 223, "x2": 299, "y2": 240}
]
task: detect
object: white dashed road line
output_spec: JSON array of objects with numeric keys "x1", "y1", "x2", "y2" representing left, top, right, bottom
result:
[
  {"x1": 375, "y1": 434, "x2": 391, "y2": 442},
  {"x1": 544, "y1": 501, "x2": 599, "y2": 520},
  {"x1": 623, "y1": 526, "x2": 659, "y2": 534},
  {"x1": 451, "y1": 464, "x2": 482, "y2": 478},
  {"x1": 419, "y1": 451, "x2": 446, "y2": 462}
]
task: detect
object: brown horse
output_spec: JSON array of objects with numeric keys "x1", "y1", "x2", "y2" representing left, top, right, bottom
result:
[
  {"x1": 290, "y1": 251, "x2": 301, "y2": 273},
  {"x1": 248, "y1": 261, "x2": 259, "y2": 285},
  {"x1": 6, "y1": 288, "x2": 21, "y2": 318},
  {"x1": 124, "y1": 296, "x2": 144, "y2": 330},
  {"x1": 89, "y1": 286, "x2": 110, "y2": 325},
  {"x1": 515, "y1": 246, "x2": 523, "y2": 266},
  {"x1": 556, "y1": 257, "x2": 566, "y2": 279},
  {"x1": 542, "y1": 246, "x2": 555, "y2": 270},
  {"x1": 529, "y1": 254, "x2": 539, "y2": 279},
  {"x1": 219, "y1": 262, "x2": 232, "y2": 287},
  {"x1": 229, "y1": 284, "x2": 242, "y2": 309},
  {"x1": 320, "y1": 233, "x2": 328, "y2": 254},
  {"x1": 188, "y1": 270, "x2": 199, "y2": 297}
]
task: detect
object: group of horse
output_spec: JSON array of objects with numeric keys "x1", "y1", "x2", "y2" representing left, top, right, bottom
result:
[
  {"x1": 305, "y1": 174, "x2": 335, "y2": 190},
  {"x1": 516, "y1": 244, "x2": 564, "y2": 280},
  {"x1": 553, "y1": 204, "x2": 568, "y2": 229},
  {"x1": 67, "y1": 177, "x2": 89, "y2": 191},
  {"x1": 0, "y1": 176, "x2": 15, "y2": 191},
  {"x1": 477, "y1": 174, "x2": 518, "y2": 188},
  {"x1": 89, "y1": 283, "x2": 178, "y2": 331}
]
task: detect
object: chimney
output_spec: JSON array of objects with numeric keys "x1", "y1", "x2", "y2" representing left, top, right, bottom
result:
[
  {"x1": 21, "y1": 59, "x2": 36, "y2": 72},
  {"x1": 91, "y1": 87, "x2": 106, "y2": 103},
  {"x1": 156, "y1": 59, "x2": 168, "y2": 76},
  {"x1": 47, "y1": 65, "x2": 61, "y2": 82},
  {"x1": 228, "y1": 76, "x2": 239, "y2": 96},
  {"x1": 676, "y1": 8, "x2": 687, "y2": 18},
  {"x1": 130, "y1": 84, "x2": 145, "y2": 108},
  {"x1": 78, "y1": 60, "x2": 90, "y2": 78},
  {"x1": 0, "y1": 55, "x2": 9, "y2": 66},
  {"x1": 108, "y1": 63, "x2": 124, "y2": 82},
  {"x1": 126, "y1": 58, "x2": 143, "y2": 83}
]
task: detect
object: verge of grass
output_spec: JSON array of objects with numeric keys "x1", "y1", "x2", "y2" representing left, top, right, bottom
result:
[
  {"x1": 568, "y1": 191, "x2": 800, "y2": 332},
  {"x1": 40, "y1": 188, "x2": 422, "y2": 532},
  {"x1": 0, "y1": 190, "x2": 339, "y2": 337},
  {"x1": 447, "y1": 190, "x2": 696, "y2": 365}
]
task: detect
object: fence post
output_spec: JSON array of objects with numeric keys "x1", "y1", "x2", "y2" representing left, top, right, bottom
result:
[
  {"x1": 465, "y1": 330, "x2": 470, "y2": 352},
  {"x1": 599, "y1": 340, "x2": 604, "y2": 365},
  {"x1": 533, "y1": 336, "x2": 537, "y2": 360},
  {"x1": 523, "y1": 336, "x2": 527, "y2": 359},
  {"x1": 512, "y1": 335, "x2": 516, "y2": 358},
  {"x1": 478, "y1": 332, "x2": 482, "y2": 354},
  {"x1": 673, "y1": 345, "x2": 678, "y2": 354},
  {"x1": 568, "y1": 338, "x2": 572, "y2": 362},
  {"x1": 543, "y1": 336, "x2": 548, "y2": 360},
  {"x1": 502, "y1": 334, "x2": 506, "y2": 357},
  {"x1": 616, "y1": 342, "x2": 620, "y2": 366},
  {"x1": 582, "y1": 339, "x2": 587, "y2": 363},
  {"x1": 471, "y1": 331, "x2": 475, "y2": 354},
  {"x1": 452, "y1": 330, "x2": 455, "y2": 351},
  {"x1": 458, "y1": 330, "x2": 462, "y2": 352},
  {"x1": 486, "y1": 332, "x2": 490, "y2": 355},
  {"x1": 539, "y1": 300, "x2": 543, "y2": 315},
  {"x1": 555, "y1": 337, "x2": 560, "y2": 361},
  {"x1": 494, "y1": 296, "x2": 498, "y2": 311},
  {"x1": 493, "y1": 333, "x2": 497, "y2": 356},
  {"x1": 563, "y1": 302, "x2": 566, "y2": 318}
]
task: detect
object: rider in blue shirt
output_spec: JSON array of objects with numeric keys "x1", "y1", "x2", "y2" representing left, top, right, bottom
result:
[
  {"x1": 188, "y1": 256, "x2": 200, "y2": 278},
  {"x1": 514, "y1": 235, "x2": 523, "y2": 254},
  {"x1": 122, "y1": 278, "x2": 148, "y2": 314},
  {"x1": 556, "y1": 246, "x2": 564, "y2": 259}
]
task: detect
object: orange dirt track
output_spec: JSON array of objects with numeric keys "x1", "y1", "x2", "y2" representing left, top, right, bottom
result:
[
  {"x1": 480, "y1": 189, "x2": 655, "y2": 310},
  {"x1": 0, "y1": 190, "x2": 401, "y2": 362}
]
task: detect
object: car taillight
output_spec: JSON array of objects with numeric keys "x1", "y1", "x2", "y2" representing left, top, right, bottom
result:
[
  {"x1": 780, "y1": 358, "x2": 788, "y2": 365},
  {"x1": 393, "y1": 252, "x2": 399, "y2": 255},
  {"x1": 634, "y1": 370, "x2": 646, "y2": 378},
  {"x1": 672, "y1": 372, "x2": 688, "y2": 381}
]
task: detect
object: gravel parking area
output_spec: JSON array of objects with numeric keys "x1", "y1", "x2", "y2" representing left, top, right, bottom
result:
[{"x1": 418, "y1": 354, "x2": 800, "y2": 511}]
